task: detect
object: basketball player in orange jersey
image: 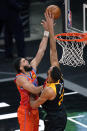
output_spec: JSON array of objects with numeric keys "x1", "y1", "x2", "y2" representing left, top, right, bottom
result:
[
  {"x1": 30, "y1": 11, "x2": 67, "y2": 131},
  {"x1": 14, "y1": 19, "x2": 49, "y2": 131}
]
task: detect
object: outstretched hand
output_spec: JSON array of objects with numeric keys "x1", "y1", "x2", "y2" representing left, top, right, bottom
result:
[
  {"x1": 44, "y1": 11, "x2": 54, "y2": 30},
  {"x1": 41, "y1": 11, "x2": 56, "y2": 32}
]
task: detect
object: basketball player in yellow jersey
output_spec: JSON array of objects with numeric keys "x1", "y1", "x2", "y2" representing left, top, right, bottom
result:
[{"x1": 30, "y1": 11, "x2": 67, "y2": 131}]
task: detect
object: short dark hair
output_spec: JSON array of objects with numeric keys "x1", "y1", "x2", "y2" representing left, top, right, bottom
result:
[
  {"x1": 51, "y1": 66, "x2": 62, "y2": 82},
  {"x1": 14, "y1": 57, "x2": 22, "y2": 73}
]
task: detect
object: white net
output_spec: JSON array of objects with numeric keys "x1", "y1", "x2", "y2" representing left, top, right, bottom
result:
[{"x1": 55, "y1": 33, "x2": 86, "y2": 67}]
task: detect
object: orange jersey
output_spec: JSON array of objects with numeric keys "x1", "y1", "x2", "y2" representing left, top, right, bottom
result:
[
  {"x1": 15, "y1": 69, "x2": 39, "y2": 131},
  {"x1": 15, "y1": 68, "x2": 38, "y2": 108}
]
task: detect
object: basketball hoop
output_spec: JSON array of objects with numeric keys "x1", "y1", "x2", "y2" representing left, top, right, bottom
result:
[{"x1": 55, "y1": 33, "x2": 87, "y2": 67}]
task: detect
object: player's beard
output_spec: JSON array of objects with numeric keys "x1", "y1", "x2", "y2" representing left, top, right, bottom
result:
[{"x1": 24, "y1": 66, "x2": 32, "y2": 72}]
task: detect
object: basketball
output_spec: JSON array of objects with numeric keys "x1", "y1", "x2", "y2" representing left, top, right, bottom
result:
[{"x1": 45, "y1": 5, "x2": 61, "y2": 19}]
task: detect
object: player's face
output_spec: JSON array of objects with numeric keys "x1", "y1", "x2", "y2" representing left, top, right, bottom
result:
[
  {"x1": 20, "y1": 58, "x2": 32, "y2": 72},
  {"x1": 20, "y1": 58, "x2": 29, "y2": 66}
]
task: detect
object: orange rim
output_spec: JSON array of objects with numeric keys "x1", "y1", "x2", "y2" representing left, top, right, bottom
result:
[{"x1": 55, "y1": 33, "x2": 87, "y2": 42}]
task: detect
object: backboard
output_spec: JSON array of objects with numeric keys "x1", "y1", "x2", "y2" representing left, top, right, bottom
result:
[{"x1": 65, "y1": 0, "x2": 87, "y2": 33}]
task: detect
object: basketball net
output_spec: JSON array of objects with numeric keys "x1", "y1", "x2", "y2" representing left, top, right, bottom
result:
[{"x1": 55, "y1": 33, "x2": 87, "y2": 67}]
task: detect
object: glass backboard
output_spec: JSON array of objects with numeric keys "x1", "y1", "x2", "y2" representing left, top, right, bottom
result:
[{"x1": 65, "y1": 0, "x2": 87, "y2": 33}]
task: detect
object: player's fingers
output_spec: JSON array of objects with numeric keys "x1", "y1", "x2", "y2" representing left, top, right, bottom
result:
[
  {"x1": 48, "y1": 11, "x2": 52, "y2": 18},
  {"x1": 51, "y1": 13, "x2": 54, "y2": 19},
  {"x1": 46, "y1": 10, "x2": 50, "y2": 17},
  {"x1": 41, "y1": 19, "x2": 46, "y2": 24}
]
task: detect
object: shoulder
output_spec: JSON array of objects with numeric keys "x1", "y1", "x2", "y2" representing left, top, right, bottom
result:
[
  {"x1": 16, "y1": 74, "x2": 28, "y2": 86},
  {"x1": 16, "y1": 73, "x2": 28, "y2": 81},
  {"x1": 42, "y1": 86, "x2": 56, "y2": 100}
]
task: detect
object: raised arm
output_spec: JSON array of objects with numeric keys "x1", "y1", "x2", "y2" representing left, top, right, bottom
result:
[
  {"x1": 45, "y1": 12, "x2": 60, "y2": 68},
  {"x1": 30, "y1": 20, "x2": 49, "y2": 70}
]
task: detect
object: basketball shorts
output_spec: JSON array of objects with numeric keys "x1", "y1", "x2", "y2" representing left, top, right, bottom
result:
[
  {"x1": 44, "y1": 108, "x2": 67, "y2": 131},
  {"x1": 17, "y1": 106, "x2": 39, "y2": 131}
]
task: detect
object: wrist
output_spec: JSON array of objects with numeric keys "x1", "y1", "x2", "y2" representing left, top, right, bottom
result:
[{"x1": 44, "y1": 31, "x2": 49, "y2": 37}]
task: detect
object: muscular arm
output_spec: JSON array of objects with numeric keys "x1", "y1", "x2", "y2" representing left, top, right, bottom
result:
[
  {"x1": 45, "y1": 12, "x2": 60, "y2": 68},
  {"x1": 30, "y1": 36, "x2": 48, "y2": 70},
  {"x1": 50, "y1": 26, "x2": 59, "y2": 68},
  {"x1": 30, "y1": 20, "x2": 49, "y2": 70},
  {"x1": 16, "y1": 76, "x2": 42, "y2": 94},
  {"x1": 30, "y1": 87, "x2": 56, "y2": 108}
]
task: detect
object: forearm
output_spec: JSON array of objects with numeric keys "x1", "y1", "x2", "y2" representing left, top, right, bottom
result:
[
  {"x1": 49, "y1": 24, "x2": 56, "y2": 50},
  {"x1": 49, "y1": 27, "x2": 58, "y2": 65},
  {"x1": 30, "y1": 87, "x2": 50, "y2": 108},
  {"x1": 50, "y1": 34, "x2": 57, "y2": 56},
  {"x1": 39, "y1": 36, "x2": 48, "y2": 53},
  {"x1": 31, "y1": 35, "x2": 48, "y2": 69},
  {"x1": 33, "y1": 86, "x2": 43, "y2": 94},
  {"x1": 23, "y1": 83, "x2": 43, "y2": 94}
]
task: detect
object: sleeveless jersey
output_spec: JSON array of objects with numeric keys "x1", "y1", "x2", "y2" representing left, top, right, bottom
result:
[
  {"x1": 43, "y1": 79, "x2": 64, "y2": 112},
  {"x1": 15, "y1": 68, "x2": 38, "y2": 109}
]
